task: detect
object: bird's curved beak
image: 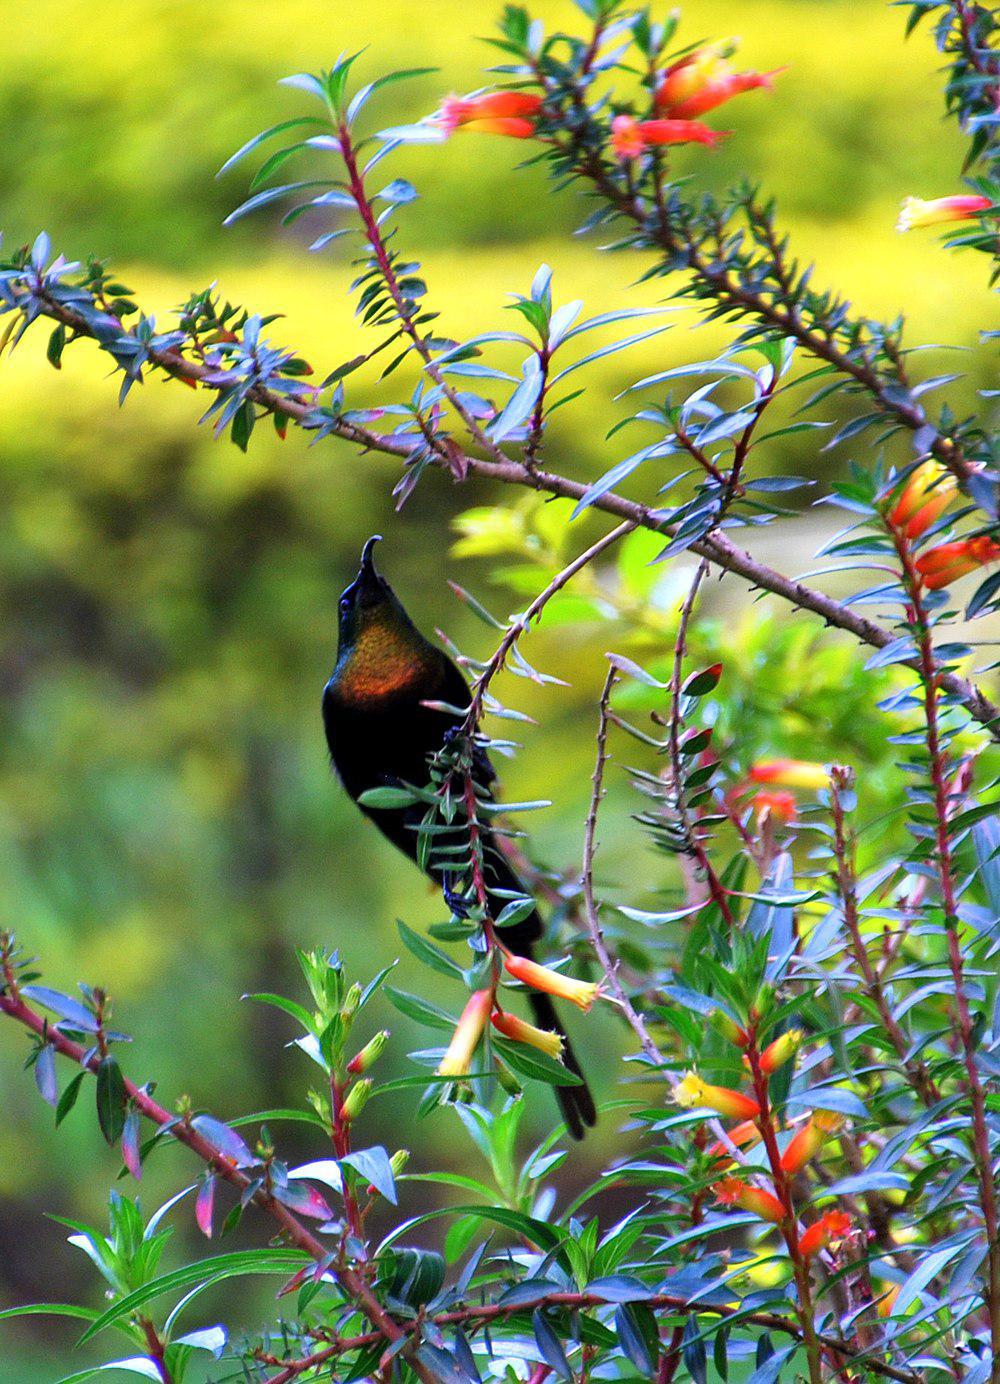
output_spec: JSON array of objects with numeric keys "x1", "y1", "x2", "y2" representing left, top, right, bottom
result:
[
  {"x1": 352, "y1": 534, "x2": 383, "y2": 604},
  {"x1": 359, "y1": 534, "x2": 382, "y2": 581}
]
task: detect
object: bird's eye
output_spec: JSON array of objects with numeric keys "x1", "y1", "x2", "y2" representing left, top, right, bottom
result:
[{"x1": 339, "y1": 596, "x2": 352, "y2": 613}]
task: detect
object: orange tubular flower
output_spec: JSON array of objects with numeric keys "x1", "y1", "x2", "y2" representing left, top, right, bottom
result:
[
  {"x1": 491, "y1": 1009, "x2": 564, "y2": 1061},
  {"x1": 897, "y1": 193, "x2": 993, "y2": 232},
  {"x1": 674, "y1": 1072, "x2": 761, "y2": 1121},
  {"x1": 714, "y1": 1176, "x2": 787, "y2": 1223},
  {"x1": 888, "y1": 460, "x2": 958, "y2": 540},
  {"x1": 439, "y1": 91, "x2": 543, "y2": 139},
  {"x1": 503, "y1": 952, "x2": 600, "y2": 1012},
  {"x1": 436, "y1": 989, "x2": 492, "y2": 1078},
  {"x1": 748, "y1": 759, "x2": 830, "y2": 790},
  {"x1": 758, "y1": 1029, "x2": 803, "y2": 1075},
  {"x1": 611, "y1": 113, "x2": 724, "y2": 161},
  {"x1": 780, "y1": 1111, "x2": 845, "y2": 1175},
  {"x1": 753, "y1": 789, "x2": 797, "y2": 825},
  {"x1": 797, "y1": 1209, "x2": 852, "y2": 1259},
  {"x1": 915, "y1": 535, "x2": 1000, "y2": 590},
  {"x1": 707, "y1": 1117, "x2": 762, "y2": 1163}
]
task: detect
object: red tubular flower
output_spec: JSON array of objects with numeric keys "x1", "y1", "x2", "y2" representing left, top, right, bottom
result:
[
  {"x1": 714, "y1": 1176, "x2": 787, "y2": 1223},
  {"x1": 674, "y1": 1072, "x2": 761, "y2": 1120},
  {"x1": 748, "y1": 759, "x2": 830, "y2": 790},
  {"x1": 437, "y1": 990, "x2": 492, "y2": 1078},
  {"x1": 798, "y1": 1209, "x2": 852, "y2": 1259},
  {"x1": 753, "y1": 789, "x2": 797, "y2": 826},
  {"x1": 915, "y1": 535, "x2": 1000, "y2": 590},
  {"x1": 439, "y1": 91, "x2": 543, "y2": 138},
  {"x1": 503, "y1": 952, "x2": 600, "y2": 1012},
  {"x1": 897, "y1": 194, "x2": 993, "y2": 232},
  {"x1": 491, "y1": 1008, "x2": 564, "y2": 1061},
  {"x1": 888, "y1": 460, "x2": 958, "y2": 540},
  {"x1": 611, "y1": 113, "x2": 724, "y2": 161},
  {"x1": 780, "y1": 1111, "x2": 844, "y2": 1174}
]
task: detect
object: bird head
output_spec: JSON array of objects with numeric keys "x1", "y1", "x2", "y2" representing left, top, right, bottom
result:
[{"x1": 336, "y1": 535, "x2": 424, "y2": 657}]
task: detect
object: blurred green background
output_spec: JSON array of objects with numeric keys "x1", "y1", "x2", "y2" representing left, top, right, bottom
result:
[{"x1": 0, "y1": 0, "x2": 994, "y2": 1377}]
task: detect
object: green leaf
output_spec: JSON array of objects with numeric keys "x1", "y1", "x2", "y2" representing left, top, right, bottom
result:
[
  {"x1": 217, "y1": 117, "x2": 326, "y2": 177},
  {"x1": 95, "y1": 1057, "x2": 126, "y2": 1145},
  {"x1": 396, "y1": 921, "x2": 465, "y2": 980},
  {"x1": 492, "y1": 1035, "x2": 583, "y2": 1087},
  {"x1": 358, "y1": 786, "x2": 420, "y2": 809},
  {"x1": 241, "y1": 992, "x2": 314, "y2": 1029},
  {"x1": 78, "y1": 1250, "x2": 308, "y2": 1343},
  {"x1": 385, "y1": 986, "x2": 456, "y2": 1032},
  {"x1": 56, "y1": 1071, "x2": 87, "y2": 1126}
]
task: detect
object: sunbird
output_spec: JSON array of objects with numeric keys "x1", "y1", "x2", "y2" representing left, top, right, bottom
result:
[{"x1": 322, "y1": 536, "x2": 596, "y2": 1138}]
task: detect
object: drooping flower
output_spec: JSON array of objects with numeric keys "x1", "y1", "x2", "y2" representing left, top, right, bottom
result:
[
  {"x1": 437, "y1": 989, "x2": 493, "y2": 1077},
  {"x1": 780, "y1": 1111, "x2": 845, "y2": 1174},
  {"x1": 674, "y1": 1072, "x2": 761, "y2": 1121},
  {"x1": 915, "y1": 535, "x2": 1000, "y2": 590},
  {"x1": 748, "y1": 759, "x2": 831, "y2": 790},
  {"x1": 655, "y1": 45, "x2": 781, "y2": 120},
  {"x1": 753, "y1": 789, "x2": 798, "y2": 825},
  {"x1": 897, "y1": 194, "x2": 993, "y2": 232},
  {"x1": 438, "y1": 91, "x2": 544, "y2": 139},
  {"x1": 888, "y1": 460, "x2": 958, "y2": 540},
  {"x1": 707, "y1": 1117, "x2": 763, "y2": 1163},
  {"x1": 503, "y1": 952, "x2": 600, "y2": 1012},
  {"x1": 491, "y1": 1008, "x2": 565, "y2": 1061},
  {"x1": 610, "y1": 113, "x2": 724, "y2": 161},
  {"x1": 714, "y1": 1176, "x2": 787, "y2": 1223},
  {"x1": 758, "y1": 1029, "x2": 803, "y2": 1075},
  {"x1": 797, "y1": 1209, "x2": 852, "y2": 1259}
]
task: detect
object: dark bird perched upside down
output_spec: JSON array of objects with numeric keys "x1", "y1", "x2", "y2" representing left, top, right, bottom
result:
[{"x1": 322, "y1": 536, "x2": 596, "y2": 1139}]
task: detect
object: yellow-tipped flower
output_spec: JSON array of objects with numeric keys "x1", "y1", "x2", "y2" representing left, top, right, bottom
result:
[
  {"x1": 437, "y1": 989, "x2": 492, "y2": 1078},
  {"x1": 675, "y1": 1072, "x2": 761, "y2": 1121},
  {"x1": 888, "y1": 460, "x2": 958, "y2": 540},
  {"x1": 757, "y1": 1029, "x2": 803, "y2": 1075},
  {"x1": 749, "y1": 759, "x2": 831, "y2": 790},
  {"x1": 502, "y1": 953, "x2": 600, "y2": 1012},
  {"x1": 780, "y1": 1110, "x2": 844, "y2": 1174},
  {"x1": 491, "y1": 1009, "x2": 565, "y2": 1061},
  {"x1": 897, "y1": 193, "x2": 992, "y2": 232}
]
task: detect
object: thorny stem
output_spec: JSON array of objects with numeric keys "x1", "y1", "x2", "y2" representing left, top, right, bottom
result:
[
  {"x1": 828, "y1": 769, "x2": 941, "y2": 1108},
  {"x1": 665, "y1": 558, "x2": 736, "y2": 926},
  {"x1": 894, "y1": 533, "x2": 1000, "y2": 1377},
  {"x1": 0, "y1": 950, "x2": 439, "y2": 1384},
  {"x1": 744, "y1": 1036, "x2": 828, "y2": 1384},
  {"x1": 15, "y1": 283, "x2": 1000, "y2": 742},
  {"x1": 260, "y1": 1280, "x2": 919, "y2": 1384}
]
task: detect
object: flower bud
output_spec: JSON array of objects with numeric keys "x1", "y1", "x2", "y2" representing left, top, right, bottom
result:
[
  {"x1": 389, "y1": 1149, "x2": 410, "y2": 1177},
  {"x1": 347, "y1": 1030, "x2": 389, "y2": 1075},
  {"x1": 915, "y1": 535, "x2": 1000, "y2": 590},
  {"x1": 758, "y1": 1029, "x2": 803, "y2": 1075},
  {"x1": 709, "y1": 1009, "x2": 750, "y2": 1047},
  {"x1": 341, "y1": 982, "x2": 362, "y2": 1021},
  {"x1": 341, "y1": 1078, "x2": 372, "y2": 1122},
  {"x1": 888, "y1": 461, "x2": 957, "y2": 540}
]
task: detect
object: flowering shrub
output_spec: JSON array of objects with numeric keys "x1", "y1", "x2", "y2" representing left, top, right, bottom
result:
[{"x1": 1, "y1": 1, "x2": 1000, "y2": 1382}]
